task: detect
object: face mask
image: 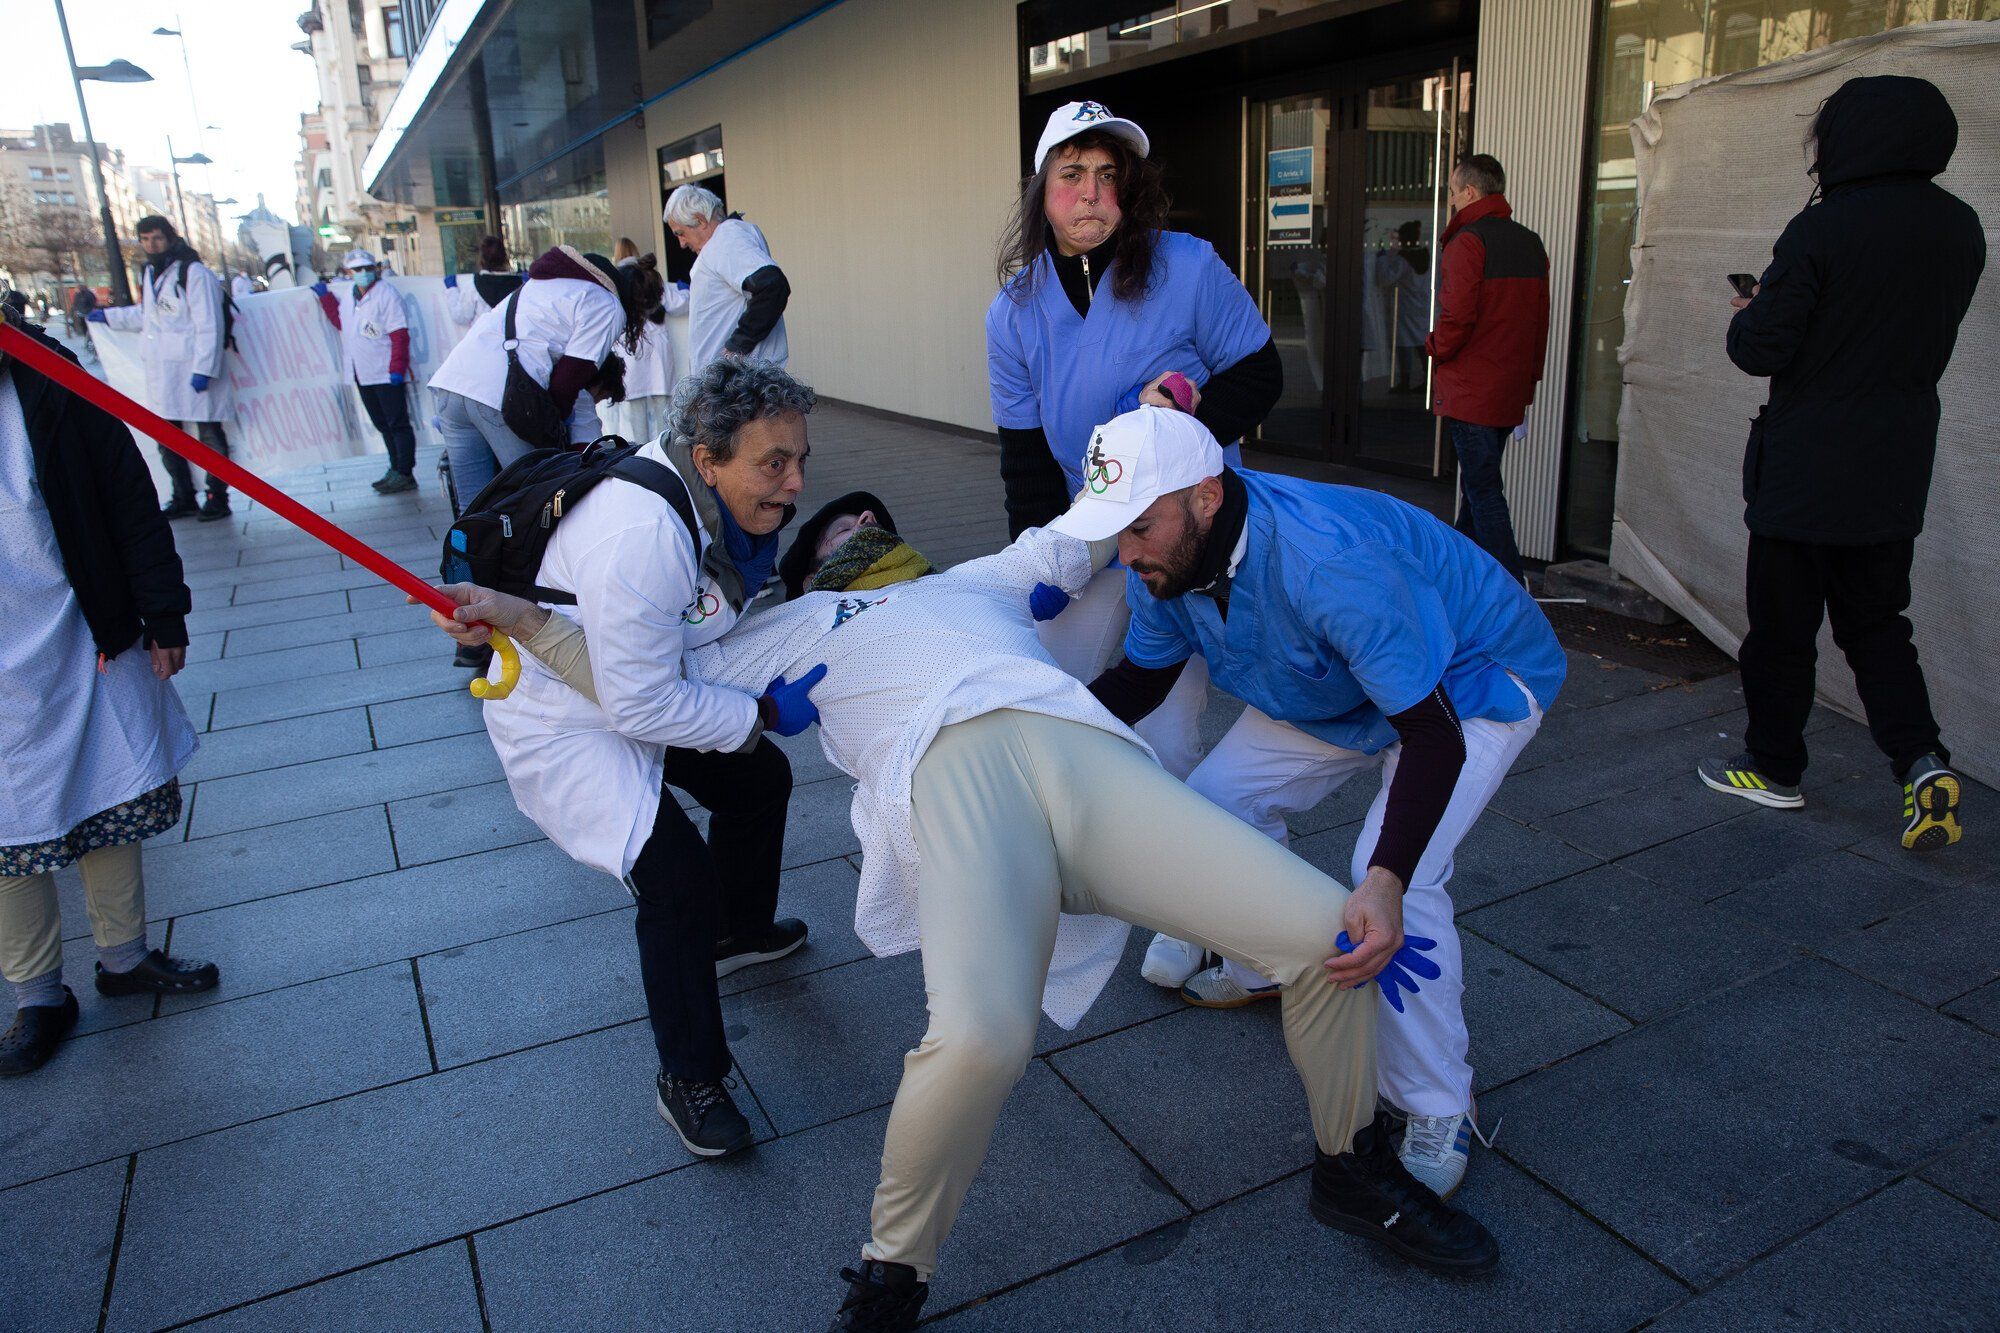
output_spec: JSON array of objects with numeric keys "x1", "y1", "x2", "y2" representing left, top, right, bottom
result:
[{"x1": 354, "y1": 270, "x2": 377, "y2": 291}]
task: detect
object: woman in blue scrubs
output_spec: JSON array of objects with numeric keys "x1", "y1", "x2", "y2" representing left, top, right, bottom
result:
[{"x1": 986, "y1": 100, "x2": 1283, "y2": 985}]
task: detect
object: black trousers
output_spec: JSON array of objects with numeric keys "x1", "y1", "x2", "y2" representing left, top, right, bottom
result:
[
  {"x1": 1739, "y1": 533, "x2": 1945, "y2": 787},
  {"x1": 624, "y1": 737, "x2": 793, "y2": 1083},
  {"x1": 357, "y1": 380, "x2": 418, "y2": 476},
  {"x1": 162, "y1": 421, "x2": 230, "y2": 504}
]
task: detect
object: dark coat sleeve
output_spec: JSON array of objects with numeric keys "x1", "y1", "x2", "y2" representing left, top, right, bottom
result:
[
  {"x1": 1193, "y1": 338, "x2": 1282, "y2": 445},
  {"x1": 727, "y1": 264, "x2": 791, "y2": 354},
  {"x1": 83, "y1": 397, "x2": 191, "y2": 648},
  {"x1": 1727, "y1": 213, "x2": 1821, "y2": 379},
  {"x1": 997, "y1": 424, "x2": 1072, "y2": 538}
]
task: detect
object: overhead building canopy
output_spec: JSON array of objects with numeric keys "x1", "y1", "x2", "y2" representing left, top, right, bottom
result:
[{"x1": 364, "y1": 0, "x2": 835, "y2": 205}]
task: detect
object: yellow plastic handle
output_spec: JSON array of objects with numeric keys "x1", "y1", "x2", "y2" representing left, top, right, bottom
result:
[{"x1": 469, "y1": 630, "x2": 520, "y2": 700}]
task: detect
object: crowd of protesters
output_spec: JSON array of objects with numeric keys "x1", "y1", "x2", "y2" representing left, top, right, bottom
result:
[{"x1": 4, "y1": 70, "x2": 1980, "y2": 1333}]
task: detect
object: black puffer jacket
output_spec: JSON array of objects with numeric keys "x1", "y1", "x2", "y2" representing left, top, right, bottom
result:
[
  {"x1": 7, "y1": 319, "x2": 191, "y2": 656},
  {"x1": 1726, "y1": 75, "x2": 1985, "y2": 544}
]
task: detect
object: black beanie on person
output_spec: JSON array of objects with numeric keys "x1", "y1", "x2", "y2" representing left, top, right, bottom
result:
[{"x1": 778, "y1": 491, "x2": 898, "y2": 600}]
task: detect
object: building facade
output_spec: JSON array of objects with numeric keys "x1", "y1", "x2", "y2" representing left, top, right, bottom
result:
[
  {"x1": 0, "y1": 124, "x2": 151, "y2": 295},
  {"x1": 362, "y1": 0, "x2": 1995, "y2": 560},
  {"x1": 296, "y1": 0, "x2": 433, "y2": 272}
]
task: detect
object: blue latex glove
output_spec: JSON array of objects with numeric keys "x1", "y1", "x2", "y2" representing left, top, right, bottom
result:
[
  {"x1": 443, "y1": 272, "x2": 458, "y2": 289},
  {"x1": 388, "y1": 371, "x2": 406, "y2": 386},
  {"x1": 674, "y1": 280, "x2": 690, "y2": 292},
  {"x1": 189, "y1": 373, "x2": 211, "y2": 393},
  {"x1": 311, "y1": 280, "x2": 330, "y2": 298},
  {"x1": 1334, "y1": 932, "x2": 1440, "y2": 1014},
  {"x1": 759, "y1": 663, "x2": 828, "y2": 737},
  {"x1": 1029, "y1": 583, "x2": 1071, "y2": 622},
  {"x1": 85, "y1": 309, "x2": 107, "y2": 324},
  {"x1": 1114, "y1": 382, "x2": 1145, "y2": 415}
]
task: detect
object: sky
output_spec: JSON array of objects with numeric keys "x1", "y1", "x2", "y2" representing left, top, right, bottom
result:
[{"x1": 3, "y1": 0, "x2": 324, "y2": 228}]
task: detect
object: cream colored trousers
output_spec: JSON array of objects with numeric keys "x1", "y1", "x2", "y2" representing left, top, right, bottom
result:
[
  {"x1": 863, "y1": 710, "x2": 1376, "y2": 1278},
  {"x1": 0, "y1": 842, "x2": 146, "y2": 983}
]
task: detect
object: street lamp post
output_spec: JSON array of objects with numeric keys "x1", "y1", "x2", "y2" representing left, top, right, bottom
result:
[
  {"x1": 167, "y1": 138, "x2": 213, "y2": 240},
  {"x1": 53, "y1": 0, "x2": 152, "y2": 303}
]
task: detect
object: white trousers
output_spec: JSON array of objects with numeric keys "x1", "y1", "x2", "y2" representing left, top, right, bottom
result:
[
  {"x1": 1186, "y1": 692, "x2": 1541, "y2": 1117},
  {"x1": 1036, "y1": 563, "x2": 1210, "y2": 779}
]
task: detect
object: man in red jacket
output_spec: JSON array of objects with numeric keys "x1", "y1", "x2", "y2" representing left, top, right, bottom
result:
[{"x1": 1425, "y1": 155, "x2": 1549, "y2": 583}]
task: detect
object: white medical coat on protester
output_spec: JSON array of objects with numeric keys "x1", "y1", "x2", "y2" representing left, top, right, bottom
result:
[
  {"x1": 333, "y1": 280, "x2": 409, "y2": 387},
  {"x1": 100, "y1": 258, "x2": 231, "y2": 423},
  {"x1": 687, "y1": 218, "x2": 787, "y2": 374},
  {"x1": 477, "y1": 440, "x2": 760, "y2": 880}
]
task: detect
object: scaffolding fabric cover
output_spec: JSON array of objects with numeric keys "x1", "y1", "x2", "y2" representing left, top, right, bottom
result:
[{"x1": 1613, "y1": 22, "x2": 2000, "y2": 783}]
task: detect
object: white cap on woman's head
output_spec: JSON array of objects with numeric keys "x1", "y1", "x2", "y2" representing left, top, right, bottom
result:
[
  {"x1": 1035, "y1": 100, "x2": 1149, "y2": 170},
  {"x1": 341, "y1": 248, "x2": 379, "y2": 270}
]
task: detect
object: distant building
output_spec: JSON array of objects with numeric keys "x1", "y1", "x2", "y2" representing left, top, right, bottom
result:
[{"x1": 0, "y1": 123, "x2": 147, "y2": 294}]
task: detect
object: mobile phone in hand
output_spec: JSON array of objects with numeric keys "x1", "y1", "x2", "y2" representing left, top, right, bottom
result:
[{"x1": 1727, "y1": 273, "x2": 1758, "y2": 299}]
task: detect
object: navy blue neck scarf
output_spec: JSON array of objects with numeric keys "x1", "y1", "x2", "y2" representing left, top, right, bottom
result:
[{"x1": 710, "y1": 486, "x2": 781, "y2": 593}]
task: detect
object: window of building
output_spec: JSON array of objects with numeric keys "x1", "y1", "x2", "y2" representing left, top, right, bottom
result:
[
  {"x1": 658, "y1": 125, "x2": 724, "y2": 285},
  {"x1": 384, "y1": 5, "x2": 407, "y2": 57},
  {"x1": 1562, "y1": 0, "x2": 2000, "y2": 559},
  {"x1": 1022, "y1": 0, "x2": 1336, "y2": 84},
  {"x1": 317, "y1": 167, "x2": 333, "y2": 188},
  {"x1": 27, "y1": 165, "x2": 71, "y2": 181}
]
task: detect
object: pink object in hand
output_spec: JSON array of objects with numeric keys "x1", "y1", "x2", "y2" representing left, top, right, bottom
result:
[{"x1": 1158, "y1": 371, "x2": 1197, "y2": 414}]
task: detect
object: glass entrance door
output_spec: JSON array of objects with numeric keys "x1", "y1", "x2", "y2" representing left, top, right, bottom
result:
[
  {"x1": 1351, "y1": 63, "x2": 1470, "y2": 475},
  {"x1": 1248, "y1": 60, "x2": 1470, "y2": 477},
  {"x1": 1249, "y1": 95, "x2": 1332, "y2": 450}
]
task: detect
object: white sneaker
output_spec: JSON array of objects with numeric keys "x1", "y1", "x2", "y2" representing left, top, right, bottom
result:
[
  {"x1": 1397, "y1": 1107, "x2": 1497, "y2": 1199},
  {"x1": 1140, "y1": 933, "x2": 1206, "y2": 989},
  {"x1": 1178, "y1": 963, "x2": 1281, "y2": 1009}
]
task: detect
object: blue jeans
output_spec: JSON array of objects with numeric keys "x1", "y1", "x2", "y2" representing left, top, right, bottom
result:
[
  {"x1": 1446, "y1": 418, "x2": 1523, "y2": 582},
  {"x1": 432, "y1": 388, "x2": 539, "y2": 512}
]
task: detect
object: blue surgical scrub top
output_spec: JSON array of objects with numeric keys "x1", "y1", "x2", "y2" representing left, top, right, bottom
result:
[
  {"x1": 1123, "y1": 470, "x2": 1568, "y2": 754},
  {"x1": 986, "y1": 230, "x2": 1271, "y2": 493}
]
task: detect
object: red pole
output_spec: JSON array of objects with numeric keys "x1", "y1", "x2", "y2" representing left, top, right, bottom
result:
[{"x1": 0, "y1": 315, "x2": 455, "y2": 619}]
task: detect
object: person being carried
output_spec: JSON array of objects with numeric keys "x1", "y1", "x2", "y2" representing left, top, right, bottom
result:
[{"x1": 426, "y1": 463, "x2": 1504, "y2": 1332}]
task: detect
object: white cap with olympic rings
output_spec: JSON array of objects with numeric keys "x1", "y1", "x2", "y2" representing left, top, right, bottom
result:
[{"x1": 1046, "y1": 405, "x2": 1225, "y2": 543}]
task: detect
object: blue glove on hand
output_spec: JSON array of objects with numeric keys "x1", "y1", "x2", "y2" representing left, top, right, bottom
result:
[
  {"x1": 1334, "y1": 932, "x2": 1440, "y2": 1014},
  {"x1": 189, "y1": 373, "x2": 211, "y2": 393},
  {"x1": 85, "y1": 309, "x2": 107, "y2": 324},
  {"x1": 443, "y1": 272, "x2": 458, "y2": 289},
  {"x1": 1029, "y1": 583, "x2": 1071, "y2": 622},
  {"x1": 388, "y1": 371, "x2": 406, "y2": 386},
  {"x1": 311, "y1": 280, "x2": 330, "y2": 298},
  {"x1": 759, "y1": 663, "x2": 828, "y2": 737},
  {"x1": 674, "y1": 280, "x2": 690, "y2": 292},
  {"x1": 1114, "y1": 383, "x2": 1145, "y2": 415}
]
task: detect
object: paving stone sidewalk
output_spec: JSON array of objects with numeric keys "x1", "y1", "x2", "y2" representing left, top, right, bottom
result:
[{"x1": 3, "y1": 406, "x2": 1995, "y2": 1332}]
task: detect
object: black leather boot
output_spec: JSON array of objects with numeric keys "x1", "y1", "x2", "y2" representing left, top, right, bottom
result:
[
  {"x1": 828, "y1": 1260, "x2": 928, "y2": 1331},
  {"x1": 1310, "y1": 1110, "x2": 1499, "y2": 1273}
]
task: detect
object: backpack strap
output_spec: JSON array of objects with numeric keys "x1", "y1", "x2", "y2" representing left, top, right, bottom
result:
[{"x1": 606, "y1": 455, "x2": 702, "y2": 558}]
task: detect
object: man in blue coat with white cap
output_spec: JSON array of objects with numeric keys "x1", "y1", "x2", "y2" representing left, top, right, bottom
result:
[{"x1": 1056, "y1": 406, "x2": 1566, "y2": 1202}]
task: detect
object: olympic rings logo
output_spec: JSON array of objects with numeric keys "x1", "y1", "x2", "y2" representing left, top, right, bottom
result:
[
  {"x1": 1085, "y1": 443, "x2": 1124, "y2": 495},
  {"x1": 681, "y1": 590, "x2": 721, "y2": 624}
]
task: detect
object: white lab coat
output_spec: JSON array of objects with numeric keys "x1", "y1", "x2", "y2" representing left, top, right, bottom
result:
[
  {"x1": 477, "y1": 440, "x2": 760, "y2": 880},
  {"x1": 101, "y1": 257, "x2": 231, "y2": 423}
]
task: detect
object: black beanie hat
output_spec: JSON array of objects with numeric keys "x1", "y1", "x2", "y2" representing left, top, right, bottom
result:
[{"x1": 778, "y1": 491, "x2": 898, "y2": 600}]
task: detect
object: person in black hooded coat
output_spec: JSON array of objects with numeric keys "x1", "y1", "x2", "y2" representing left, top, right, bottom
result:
[{"x1": 1701, "y1": 75, "x2": 1984, "y2": 854}]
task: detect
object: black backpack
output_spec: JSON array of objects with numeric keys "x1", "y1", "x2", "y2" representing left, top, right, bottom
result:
[
  {"x1": 174, "y1": 256, "x2": 236, "y2": 352},
  {"x1": 441, "y1": 438, "x2": 700, "y2": 605}
]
